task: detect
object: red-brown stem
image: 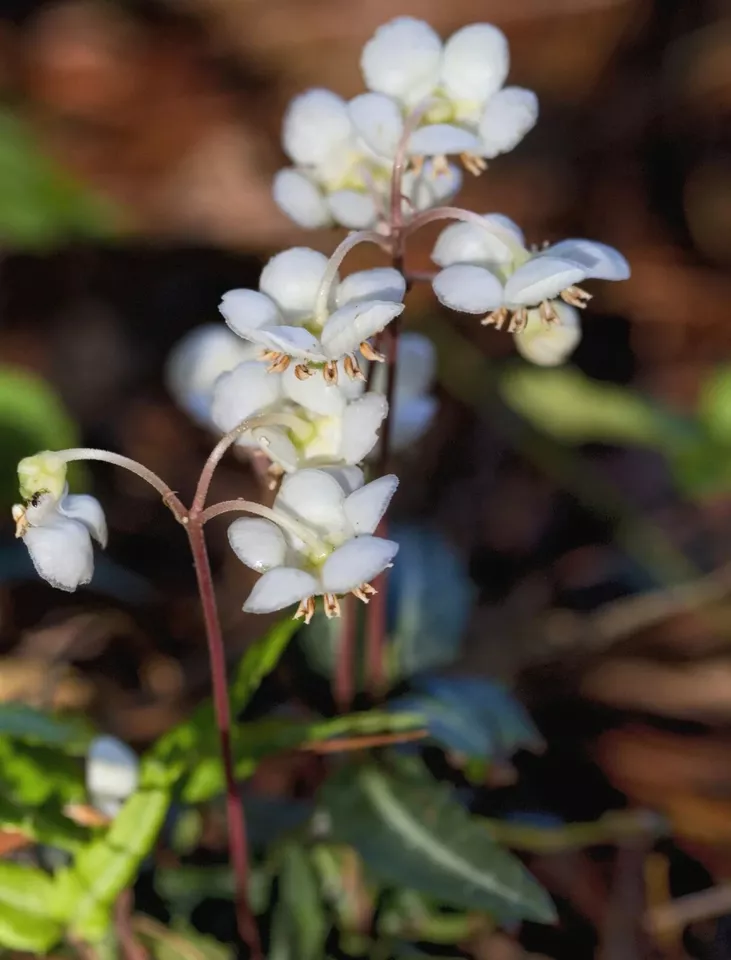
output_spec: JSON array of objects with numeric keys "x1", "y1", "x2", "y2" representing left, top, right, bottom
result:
[
  {"x1": 186, "y1": 518, "x2": 261, "y2": 960},
  {"x1": 334, "y1": 593, "x2": 357, "y2": 712}
]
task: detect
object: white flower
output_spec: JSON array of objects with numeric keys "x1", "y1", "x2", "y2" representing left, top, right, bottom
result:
[
  {"x1": 13, "y1": 485, "x2": 107, "y2": 592},
  {"x1": 274, "y1": 88, "x2": 462, "y2": 230},
  {"x1": 219, "y1": 249, "x2": 405, "y2": 383},
  {"x1": 429, "y1": 214, "x2": 630, "y2": 365},
  {"x1": 229, "y1": 468, "x2": 399, "y2": 622},
  {"x1": 359, "y1": 18, "x2": 538, "y2": 164},
  {"x1": 87, "y1": 735, "x2": 139, "y2": 817}
]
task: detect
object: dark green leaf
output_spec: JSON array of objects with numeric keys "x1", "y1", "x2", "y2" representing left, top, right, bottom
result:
[
  {"x1": 321, "y1": 762, "x2": 555, "y2": 924},
  {"x1": 0, "y1": 794, "x2": 89, "y2": 852},
  {"x1": 155, "y1": 863, "x2": 272, "y2": 917},
  {"x1": 277, "y1": 843, "x2": 328, "y2": 960},
  {"x1": 0, "y1": 702, "x2": 91, "y2": 749},
  {"x1": 137, "y1": 917, "x2": 233, "y2": 960}
]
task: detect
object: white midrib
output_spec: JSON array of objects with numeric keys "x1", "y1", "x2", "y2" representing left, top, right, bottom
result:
[{"x1": 360, "y1": 768, "x2": 523, "y2": 906}]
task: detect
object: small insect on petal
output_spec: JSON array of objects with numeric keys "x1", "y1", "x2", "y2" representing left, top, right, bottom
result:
[
  {"x1": 539, "y1": 300, "x2": 558, "y2": 324},
  {"x1": 460, "y1": 152, "x2": 488, "y2": 176},
  {"x1": 344, "y1": 355, "x2": 366, "y2": 381},
  {"x1": 560, "y1": 285, "x2": 592, "y2": 308},
  {"x1": 267, "y1": 353, "x2": 291, "y2": 373},
  {"x1": 353, "y1": 581, "x2": 378, "y2": 603},
  {"x1": 295, "y1": 363, "x2": 313, "y2": 380},
  {"x1": 323, "y1": 593, "x2": 341, "y2": 618},
  {"x1": 360, "y1": 341, "x2": 386, "y2": 363},
  {"x1": 508, "y1": 307, "x2": 528, "y2": 333},
  {"x1": 293, "y1": 595, "x2": 316, "y2": 624},
  {"x1": 481, "y1": 306, "x2": 509, "y2": 328},
  {"x1": 324, "y1": 361, "x2": 339, "y2": 385}
]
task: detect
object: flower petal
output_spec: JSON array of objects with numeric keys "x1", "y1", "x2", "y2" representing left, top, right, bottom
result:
[
  {"x1": 320, "y1": 300, "x2": 404, "y2": 360},
  {"x1": 391, "y1": 395, "x2": 438, "y2": 450},
  {"x1": 514, "y1": 302, "x2": 581, "y2": 366},
  {"x1": 344, "y1": 474, "x2": 399, "y2": 534},
  {"x1": 275, "y1": 468, "x2": 346, "y2": 534},
  {"x1": 539, "y1": 239, "x2": 630, "y2": 281},
  {"x1": 23, "y1": 516, "x2": 94, "y2": 592},
  {"x1": 58, "y1": 494, "x2": 107, "y2": 547},
  {"x1": 320, "y1": 465, "x2": 365, "y2": 495},
  {"x1": 244, "y1": 567, "x2": 320, "y2": 614},
  {"x1": 441, "y1": 23, "x2": 509, "y2": 103},
  {"x1": 87, "y1": 736, "x2": 139, "y2": 817},
  {"x1": 336, "y1": 268, "x2": 406, "y2": 308},
  {"x1": 253, "y1": 426, "x2": 300, "y2": 472},
  {"x1": 478, "y1": 86, "x2": 538, "y2": 158},
  {"x1": 328, "y1": 190, "x2": 378, "y2": 229},
  {"x1": 433, "y1": 264, "x2": 503, "y2": 313},
  {"x1": 408, "y1": 124, "x2": 481, "y2": 157},
  {"x1": 259, "y1": 247, "x2": 331, "y2": 321},
  {"x1": 321, "y1": 536, "x2": 399, "y2": 594},
  {"x1": 339, "y1": 394, "x2": 389, "y2": 464},
  {"x1": 282, "y1": 89, "x2": 352, "y2": 167},
  {"x1": 219, "y1": 290, "x2": 281, "y2": 335},
  {"x1": 395, "y1": 332, "x2": 436, "y2": 400},
  {"x1": 211, "y1": 361, "x2": 283, "y2": 433},
  {"x1": 504, "y1": 256, "x2": 585, "y2": 306},
  {"x1": 404, "y1": 160, "x2": 462, "y2": 212},
  {"x1": 349, "y1": 93, "x2": 404, "y2": 158},
  {"x1": 361, "y1": 17, "x2": 442, "y2": 104},
  {"x1": 431, "y1": 218, "x2": 515, "y2": 268},
  {"x1": 241, "y1": 325, "x2": 325, "y2": 362},
  {"x1": 228, "y1": 517, "x2": 287, "y2": 572},
  {"x1": 281, "y1": 364, "x2": 347, "y2": 416},
  {"x1": 273, "y1": 169, "x2": 332, "y2": 229}
]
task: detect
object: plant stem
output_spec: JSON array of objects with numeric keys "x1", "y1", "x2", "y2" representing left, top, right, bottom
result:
[
  {"x1": 334, "y1": 593, "x2": 357, "y2": 711},
  {"x1": 186, "y1": 518, "x2": 261, "y2": 960}
]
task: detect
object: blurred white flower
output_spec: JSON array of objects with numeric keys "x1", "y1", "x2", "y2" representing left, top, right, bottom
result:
[
  {"x1": 87, "y1": 735, "x2": 139, "y2": 818},
  {"x1": 359, "y1": 18, "x2": 538, "y2": 166},
  {"x1": 229, "y1": 468, "x2": 399, "y2": 622},
  {"x1": 219, "y1": 248, "x2": 405, "y2": 382},
  {"x1": 430, "y1": 214, "x2": 630, "y2": 365}
]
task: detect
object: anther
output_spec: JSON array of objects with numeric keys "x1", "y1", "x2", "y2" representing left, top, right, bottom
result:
[
  {"x1": 460, "y1": 152, "x2": 487, "y2": 177},
  {"x1": 294, "y1": 363, "x2": 313, "y2": 380},
  {"x1": 539, "y1": 300, "x2": 558, "y2": 325},
  {"x1": 353, "y1": 582, "x2": 377, "y2": 604},
  {"x1": 11, "y1": 504, "x2": 27, "y2": 538},
  {"x1": 323, "y1": 361, "x2": 339, "y2": 385},
  {"x1": 508, "y1": 307, "x2": 528, "y2": 333},
  {"x1": 267, "y1": 353, "x2": 291, "y2": 374},
  {"x1": 344, "y1": 355, "x2": 365, "y2": 381},
  {"x1": 560, "y1": 285, "x2": 592, "y2": 308},
  {"x1": 323, "y1": 593, "x2": 341, "y2": 619},
  {"x1": 481, "y1": 307, "x2": 509, "y2": 329},
  {"x1": 293, "y1": 596, "x2": 316, "y2": 625},
  {"x1": 360, "y1": 341, "x2": 385, "y2": 363},
  {"x1": 432, "y1": 154, "x2": 450, "y2": 177}
]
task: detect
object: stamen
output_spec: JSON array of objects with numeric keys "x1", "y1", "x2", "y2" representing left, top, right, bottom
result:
[
  {"x1": 360, "y1": 341, "x2": 386, "y2": 363},
  {"x1": 323, "y1": 361, "x2": 339, "y2": 385},
  {"x1": 344, "y1": 355, "x2": 365, "y2": 381},
  {"x1": 266, "y1": 462, "x2": 284, "y2": 492},
  {"x1": 323, "y1": 593, "x2": 341, "y2": 619},
  {"x1": 409, "y1": 156, "x2": 424, "y2": 178},
  {"x1": 267, "y1": 353, "x2": 291, "y2": 374},
  {"x1": 12, "y1": 504, "x2": 27, "y2": 538},
  {"x1": 432, "y1": 154, "x2": 450, "y2": 177},
  {"x1": 508, "y1": 307, "x2": 528, "y2": 333},
  {"x1": 293, "y1": 596, "x2": 316, "y2": 625},
  {"x1": 560, "y1": 285, "x2": 592, "y2": 308},
  {"x1": 481, "y1": 307, "x2": 509, "y2": 329},
  {"x1": 460, "y1": 152, "x2": 487, "y2": 177},
  {"x1": 539, "y1": 300, "x2": 558, "y2": 325},
  {"x1": 353, "y1": 582, "x2": 377, "y2": 604},
  {"x1": 294, "y1": 363, "x2": 313, "y2": 380},
  {"x1": 260, "y1": 349, "x2": 279, "y2": 362}
]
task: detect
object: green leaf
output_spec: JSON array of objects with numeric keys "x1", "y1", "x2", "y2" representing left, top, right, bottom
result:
[
  {"x1": 275, "y1": 843, "x2": 328, "y2": 960},
  {"x1": 155, "y1": 863, "x2": 272, "y2": 917},
  {"x1": 321, "y1": 761, "x2": 555, "y2": 924},
  {"x1": 53, "y1": 785, "x2": 171, "y2": 941},
  {"x1": 0, "y1": 794, "x2": 89, "y2": 852},
  {"x1": 697, "y1": 365, "x2": 731, "y2": 442},
  {"x1": 137, "y1": 917, "x2": 233, "y2": 960},
  {"x1": 0, "y1": 702, "x2": 91, "y2": 749},
  {"x1": 0, "y1": 738, "x2": 85, "y2": 806},
  {"x1": 0, "y1": 862, "x2": 63, "y2": 952}
]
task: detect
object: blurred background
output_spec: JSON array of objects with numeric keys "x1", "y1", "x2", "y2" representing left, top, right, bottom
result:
[{"x1": 2, "y1": 0, "x2": 731, "y2": 957}]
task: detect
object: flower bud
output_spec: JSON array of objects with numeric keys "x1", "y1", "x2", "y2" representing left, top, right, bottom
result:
[{"x1": 18, "y1": 451, "x2": 67, "y2": 502}]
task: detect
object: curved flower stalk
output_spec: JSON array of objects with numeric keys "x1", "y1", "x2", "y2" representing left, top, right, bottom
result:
[
  {"x1": 429, "y1": 214, "x2": 630, "y2": 365},
  {"x1": 227, "y1": 468, "x2": 399, "y2": 623},
  {"x1": 219, "y1": 247, "x2": 405, "y2": 383}
]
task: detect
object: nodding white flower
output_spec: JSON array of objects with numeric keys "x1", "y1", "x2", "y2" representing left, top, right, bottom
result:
[
  {"x1": 228, "y1": 467, "x2": 399, "y2": 623},
  {"x1": 274, "y1": 88, "x2": 462, "y2": 230},
  {"x1": 87, "y1": 735, "x2": 139, "y2": 818},
  {"x1": 359, "y1": 18, "x2": 538, "y2": 168},
  {"x1": 13, "y1": 455, "x2": 107, "y2": 592},
  {"x1": 429, "y1": 214, "x2": 630, "y2": 365},
  {"x1": 219, "y1": 248, "x2": 405, "y2": 384}
]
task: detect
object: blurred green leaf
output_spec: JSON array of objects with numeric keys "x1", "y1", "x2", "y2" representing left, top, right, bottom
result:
[
  {"x1": 378, "y1": 888, "x2": 486, "y2": 944},
  {"x1": 0, "y1": 738, "x2": 85, "y2": 806},
  {"x1": 274, "y1": 843, "x2": 328, "y2": 960},
  {"x1": 0, "y1": 862, "x2": 63, "y2": 953},
  {"x1": 137, "y1": 917, "x2": 233, "y2": 960},
  {"x1": 321, "y1": 760, "x2": 555, "y2": 924},
  {"x1": 0, "y1": 794, "x2": 89, "y2": 853},
  {"x1": 0, "y1": 702, "x2": 91, "y2": 749},
  {"x1": 697, "y1": 365, "x2": 731, "y2": 442},
  {"x1": 155, "y1": 863, "x2": 273, "y2": 917}
]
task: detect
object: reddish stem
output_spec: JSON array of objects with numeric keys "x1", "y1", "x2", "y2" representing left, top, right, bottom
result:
[
  {"x1": 186, "y1": 519, "x2": 261, "y2": 960},
  {"x1": 334, "y1": 593, "x2": 357, "y2": 712}
]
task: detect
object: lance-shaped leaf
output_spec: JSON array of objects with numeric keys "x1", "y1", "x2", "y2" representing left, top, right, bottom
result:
[
  {"x1": 321, "y1": 762, "x2": 555, "y2": 924},
  {"x1": 0, "y1": 862, "x2": 63, "y2": 953},
  {"x1": 271, "y1": 843, "x2": 328, "y2": 960}
]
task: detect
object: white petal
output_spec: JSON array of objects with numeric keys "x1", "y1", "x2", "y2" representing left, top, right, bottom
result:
[
  {"x1": 441, "y1": 24, "x2": 509, "y2": 102},
  {"x1": 280, "y1": 364, "x2": 346, "y2": 417},
  {"x1": 58, "y1": 494, "x2": 107, "y2": 547},
  {"x1": 319, "y1": 465, "x2": 365, "y2": 496},
  {"x1": 404, "y1": 160, "x2": 461, "y2": 213},
  {"x1": 273, "y1": 169, "x2": 332, "y2": 229},
  {"x1": 211, "y1": 361, "x2": 283, "y2": 433},
  {"x1": 361, "y1": 17, "x2": 442, "y2": 104},
  {"x1": 431, "y1": 218, "x2": 515, "y2": 268},
  {"x1": 504, "y1": 256, "x2": 585, "y2": 306},
  {"x1": 395, "y1": 332, "x2": 436, "y2": 400},
  {"x1": 408, "y1": 124, "x2": 481, "y2": 157},
  {"x1": 339, "y1": 394, "x2": 389, "y2": 464},
  {"x1": 253, "y1": 426, "x2": 300, "y2": 473},
  {"x1": 244, "y1": 567, "x2": 320, "y2": 614},
  {"x1": 321, "y1": 536, "x2": 399, "y2": 593},
  {"x1": 320, "y1": 300, "x2": 404, "y2": 360},
  {"x1": 539, "y1": 239, "x2": 630, "y2": 282},
  {"x1": 242, "y1": 325, "x2": 325, "y2": 362},
  {"x1": 23, "y1": 516, "x2": 94, "y2": 592},
  {"x1": 433, "y1": 264, "x2": 503, "y2": 313},
  {"x1": 259, "y1": 247, "x2": 330, "y2": 321},
  {"x1": 282, "y1": 89, "x2": 352, "y2": 167},
  {"x1": 228, "y1": 517, "x2": 287, "y2": 572},
  {"x1": 391, "y1": 396, "x2": 438, "y2": 450},
  {"x1": 275, "y1": 468, "x2": 346, "y2": 534},
  {"x1": 478, "y1": 87, "x2": 538, "y2": 158},
  {"x1": 349, "y1": 93, "x2": 404, "y2": 159},
  {"x1": 219, "y1": 290, "x2": 280, "y2": 335},
  {"x1": 87, "y1": 736, "x2": 139, "y2": 816},
  {"x1": 327, "y1": 191, "x2": 378, "y2": 229},
  {"x1": 336, "y1": 268, "x2": 406, "y2": 308},
  {"x1": 344, "y1": 474, "x2": 398, "y2": 534},
  {"x1": 514, "y1": 302, "x2": 581, "y2": 366}
]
